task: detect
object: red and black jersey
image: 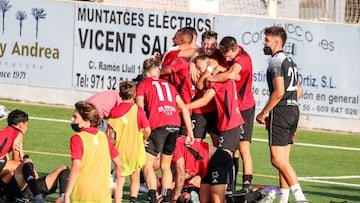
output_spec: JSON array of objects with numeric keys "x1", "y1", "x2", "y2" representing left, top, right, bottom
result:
[
  {"x1": 0, "y1": 126, "x2": 21, "y2": 159},
  {"x1": 208, "y1": 80, "x2": 244, "y2": 131},
  {"x1": 136, "y1": 77, "x2": 181, "y2": 129},
  {"x1": 232, "y1": 46, "x2": 256, "y2": 110},
  {"x1": 172, "y1": 136, "x2": 209, "y2": 178},
  {"x1": 169, "y1": 57, "x2": 195, "y2": 105}
]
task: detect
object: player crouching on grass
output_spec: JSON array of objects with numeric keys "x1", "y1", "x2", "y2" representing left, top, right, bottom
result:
[
  {"x1": 3, "y1": 155, "x2": 70, "y2": 203},
  {"x1": 0, "y1": 109, "x2": 68, "y2": 203}
]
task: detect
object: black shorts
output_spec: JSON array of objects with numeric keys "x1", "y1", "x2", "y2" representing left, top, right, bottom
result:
[
  {"x1": 0, "y1": 158, "x2": 7, "y2": 171},
  {"x1": 201, "y1": 149, "x2": 233, "y2": 185},
  {"x1": 7, "y1": 176, "x2": 57, "y2": 201},
  {"x1": 146, "y1": 125, "x2": 180, "y2": 156},
  {"x1": 218, "y1": 126, "x2": 243, "y2": 152},
  {"x1": 268, "y1": 105, "x2": 299, "y2": 146},
  {"x1": 240, "y1": 106, "x2": 255, "y2": 142},
  {"x1": 191, "y1": 111, "x2": 219, "y2": 139},
  {"x1": 178, "y1": 118, "x2": 187, "y2": 137}
]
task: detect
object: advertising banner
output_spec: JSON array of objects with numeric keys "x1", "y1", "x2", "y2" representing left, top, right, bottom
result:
[
  {"x1": 72, "y1": 3, "x2": 213, "y2": 91},
  {"x1": 0, "y1": 0, "x2": 74, "y2": 88},
  {"x1": 215, "y1": 17, "x2": 360, "y2": 119}
]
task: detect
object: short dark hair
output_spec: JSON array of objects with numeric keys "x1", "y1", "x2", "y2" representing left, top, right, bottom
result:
[
  {"x1": 7, "y1": 109, "x2": 28, "y2": 126},
  {"x1": 119, "y1": 81, "x2": 136, "y2": 100},
  {"x1": 219, "y1": 36, "x2": 238, "y2": 54},
  {"x1": 201, "y1": 30, "x2": 218, "y2": 42},
  {"x1": 74, "y1": 101, "x2": 100, "y2": 127},
  {"x1": 264, "y1": 26, "x2": 287, "y2": 46}
]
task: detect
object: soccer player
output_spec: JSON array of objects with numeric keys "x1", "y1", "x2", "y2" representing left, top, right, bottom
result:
[
  {"x1": 136, "y1": 57, "x2": 194, "y2": 203},
  {"x1": 5, "y1": 160, "x2": 69, "y2": 203},
  {"x1": 186, "y1": 54, "x2": 245, "y2": 196},
  {"x1": 161, "y1": 28, "x2": 197, "y2": 70},
  {"x1": 256, "y1": 26, "x2": 306, "y2": 203},
  {"x1": 107, "y1": 81, "x2": 151, "y2": 203},
  {"x1": 64, "y1": 101, "x2": 122, "y2": 203},
  {"x1": 171, "y1": 135, "x2": 232, "y2": 203},
  {"x1": 206, "y1": 36, "x2": 256, "y2": 192},
  {"x1": 171, "y1": 136, "x2": 265, "y2": 203},
  {"x1": 0, "y1": 109, "x2": 47, "y2": 203},
  {"x1": 188, "y1": 31, "x2": 226, "y2": 142}
]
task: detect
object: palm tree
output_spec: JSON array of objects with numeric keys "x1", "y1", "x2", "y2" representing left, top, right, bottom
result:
[
  {"x1": 31, "y1": 7, "x2": 46, "y2": 39},
  {"x1": 0, "y1": 0, "x2": 12, "y2": 35},
  {"x1": 16, "y1": 10, "x2": 27, "y2": 36}
]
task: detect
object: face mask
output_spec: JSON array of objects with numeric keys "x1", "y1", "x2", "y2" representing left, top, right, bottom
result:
[
  {"x1": 71, "y1": 123, "x2": 81, "y2": 132},
  {"x1": 263, "y1": 46, "x2": 273, "y2": 55}
]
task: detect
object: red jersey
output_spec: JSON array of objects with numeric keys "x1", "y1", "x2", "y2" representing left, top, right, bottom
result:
[
  {"x1": 208, "y1": 80, "x2": 244, "y2": 131},
  {"x1": 172, "y1": 136, "x2": 209, "y2": 178},
  {"x1": 192, "y1": 89, "x2": 217, "y2": 114},
  {"x1": 161, "y1": 49, "x2": 181, "y2": 82},
  {"x1": 232, "y1": 46, "x2": 255, "y2": 110},
  {"x1": 0, "y1": 126, "x2": 21, "y2": 159},
  {"x1": 162, "y1": 49, "x2": 181, "y2": 67},
  {"x1": 169, "y1": 57, "x2": 195, "y2": 104},
  {"x1": 70, "y1": 127, "x2": 119, "y2": 160},
  {"x1": 109, "y1": 102, "x2": 150, "y2": 131},
  {"x1": 136, "y1": 77, "x2": 181, "y2": 129}
]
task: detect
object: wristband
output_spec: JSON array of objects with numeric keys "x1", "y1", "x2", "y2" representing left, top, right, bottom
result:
[{"x1": 206, "y1": 66, "x2": 214, "y2": 73}]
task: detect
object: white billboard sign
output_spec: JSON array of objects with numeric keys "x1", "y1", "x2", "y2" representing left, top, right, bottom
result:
[
  {"x1": 72, "y1": 3, "x2": 213, "y2": 91},
  {"x1": 215, "y1": 17, "x2": 360, "y2": 119},
  {"x1": 0, "y1": 0, "x2": 74, "y2": 88}
]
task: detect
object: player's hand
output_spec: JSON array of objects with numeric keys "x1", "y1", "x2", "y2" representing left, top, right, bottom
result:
[
  {"x1": 256, "y1": 112, "x2": 266, "y2": 124},
  {"x1": 190, "y1": 63, "x2": 198, "y2": 83},
  {"x1": 185, "y1": 134, "x2": 194, "y2": 146},
  {"x1": 144, "y1": 140, "x2": 149, "y2": 147}
]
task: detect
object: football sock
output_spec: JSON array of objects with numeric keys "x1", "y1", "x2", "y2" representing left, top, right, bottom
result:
[
  {"x1": 242, "y1": 174, "x2": 253, "y2": 190},
  {"x1": 59, "y1": 167, "x2": 70, "y2": 194},
  {"x1": 130, "y1": 196, "x2": 137, "y2": 203},
  {"x1": 161, "y1": 188, "x2": 172, "y2": 203},
  {"x1": 23, "y1": 162, "x2": 40, "y2": 196},
  {"x1": 148, "y1": 189, "x2": 157, "y2": 203},
  {"x1": 290, "y1": 184, "x2": 306, "y2": 201},
  {"x1": 279, "y1": 188, "x2": 290, "y2": 203}
]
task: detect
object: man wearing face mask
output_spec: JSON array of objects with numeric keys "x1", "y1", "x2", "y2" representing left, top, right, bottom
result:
[
  {"x1": 256, "y1": 26, "x2": 306, "y2": 203},
  {"x1": 64, "y1": 101, "x2": 123, "y2": 203}
]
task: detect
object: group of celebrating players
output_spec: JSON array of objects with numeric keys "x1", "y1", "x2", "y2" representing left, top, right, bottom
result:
[{"x1": 0, "y1": 25, "x2": 307, "y2": 203}]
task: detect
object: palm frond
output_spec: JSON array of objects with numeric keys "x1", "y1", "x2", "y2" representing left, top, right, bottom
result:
[
  {"x1": 31, "y1": 8, "x2": 47, "y2": 20},
  {"x1": 0, "y1": 0, "x2": 12, "y2": 13},
  {"x1": 16, "y1": 10, "x2": 27, "y2": 21}
]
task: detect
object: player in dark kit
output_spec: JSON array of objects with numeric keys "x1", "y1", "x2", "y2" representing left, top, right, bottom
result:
[
  {"x1": 256, "y1": 26, "x2": 306, "y2": 203},
  {"x1": 136, "y1": 57, "x2": 194, "y2": 203}
]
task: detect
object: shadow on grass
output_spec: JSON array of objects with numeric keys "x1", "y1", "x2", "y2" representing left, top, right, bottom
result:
[{"x1": 305, "y1": 185, "x2": 360, "y2": 202}]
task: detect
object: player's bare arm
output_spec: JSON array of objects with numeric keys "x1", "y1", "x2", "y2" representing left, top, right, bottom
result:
[
  {"x1": 207, "y1": 63, "x2": 242, "y2": 82},
  {"x1": 176, "y1": 96, "x2": 194, "y2": 145},
  {"x1": 256, "y1": 76, "x2": 285, "y2": 124},
  {"x1": 185, "y1": 89, "x2": 215, "y2": 110}
]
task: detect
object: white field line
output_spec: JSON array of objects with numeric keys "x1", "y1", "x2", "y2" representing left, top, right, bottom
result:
[
  {"x1": 30, "y1": 116, "x2": 70, "y2": 123},
  {"x1": 252, "y1": 138, "x2": 360, "y2": 151},
  {"x1": 298, "y1": 178, "x2": 360, "y2": 187},
  {"x1": 299, "y1": 175, "x2": 360, "y2": 180},
  {"x1": 299, "y1": 176, "x2": 360, "y2": 187}
]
